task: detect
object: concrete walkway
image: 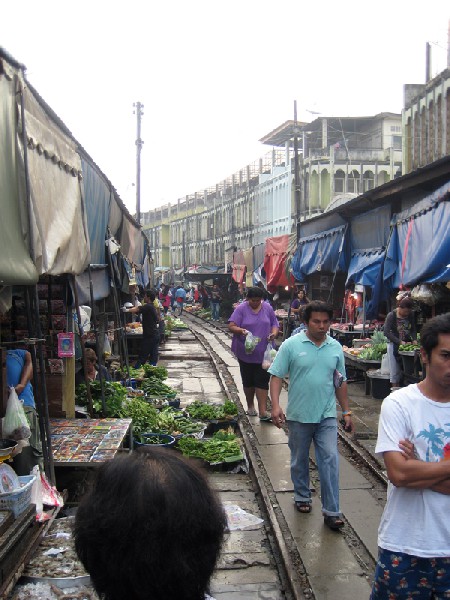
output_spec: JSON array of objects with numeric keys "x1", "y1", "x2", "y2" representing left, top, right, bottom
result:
[{"x1": 181, "y1": 322, "x2": 385, "y2": 599}]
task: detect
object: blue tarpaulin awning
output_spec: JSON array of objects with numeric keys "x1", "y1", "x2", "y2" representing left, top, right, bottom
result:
[
  {"x1": 384, "y1": 181, "x2": 450, "y2": 287},
  {"x1": 292, "y1": 224, "x2": 348, "y2": 282},
  {"x1": 346, "y1": 249, "x2": 385, "y2": 287}
]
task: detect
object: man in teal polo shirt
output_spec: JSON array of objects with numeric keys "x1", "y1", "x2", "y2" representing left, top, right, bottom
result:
[{"x1": 269, "y1": 301, "x2": 353, "y2": 530}]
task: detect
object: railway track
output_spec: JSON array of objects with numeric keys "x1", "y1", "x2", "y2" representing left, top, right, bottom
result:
[{"x1": 176, "y1": 313, "x2": 388, "y2": 599}]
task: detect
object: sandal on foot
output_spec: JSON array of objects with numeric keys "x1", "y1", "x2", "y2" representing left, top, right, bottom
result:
[
  {"x1": 259, "y1": 415, "x2": 272, "y2": 422},
  {"x1": 324, "y1": 515, "x2": 344, "y2": 530},
  {"x1": 246, "y1": 409, "x2": 257, "y2": 417},
  {"x1": 295, "y1": 501, "x2": 311, "y2": 513}
]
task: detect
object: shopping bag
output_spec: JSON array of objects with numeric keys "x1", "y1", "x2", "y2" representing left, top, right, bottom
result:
[
  {"x1": 244, "y1": 332, "x2": 260, "y2": 355},
  {"x1": 380, "y1": 353, "x2": 390, "y2": 375},
  {"x1": 262, "y1": 343, "x2": 276, "y2": 370},
  {"x1": 2, "y1": 387, "x2": 31, "y2": 443}
]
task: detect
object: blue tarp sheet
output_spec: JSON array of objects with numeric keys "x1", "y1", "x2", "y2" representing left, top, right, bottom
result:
[
  {"x1": 384, "y1": 181, "x2": 450, "y2": 287},
  {"x1": 81, "y1": 159, "x2": 111, "y2": 264},
  {"x1": 292, "y1": 224, "x2": 348, "y2": 282},
  {"x1": 349, "y1": 205, "x2": 390, "y2": 252},
  {"x1": 346, "y1": 249, "x2": 385, "y2": 286}
]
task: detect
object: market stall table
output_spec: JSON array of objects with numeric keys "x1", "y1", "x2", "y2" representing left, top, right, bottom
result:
[
  {"x1": 343, "y1": 351, "x2": 382, "y2": 395},
  {"x1": 330, "y1": 326, "x2": 375, "y2": 348},
  {"x1": 50, "y1": 418, "x2": 132, "y2": 467},
  {"x1": 125, "y1": 331, "x2": 142, "y2": 359}
]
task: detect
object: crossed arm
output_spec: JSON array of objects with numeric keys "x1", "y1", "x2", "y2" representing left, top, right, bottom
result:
[{"x1": 386, "y1": 441, "x2": 450, "y2": 494}]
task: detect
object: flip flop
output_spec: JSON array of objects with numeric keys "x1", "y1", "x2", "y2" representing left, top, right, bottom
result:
[
  {"x1": 295, "y1": 501, "x2": 312, "y2": 514},
  {"x1": 246, "y1": 410, "x2": 257, "y2": 417},
  {"x1": 259, "y1": 415, "x2": 272, "y2": 422},
  {"x1": 324, "y1": 515, "x2": 344, "y2": 530}
]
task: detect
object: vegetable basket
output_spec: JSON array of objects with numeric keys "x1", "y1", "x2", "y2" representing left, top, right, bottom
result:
[
  {"x1": 0, "y1": 475, "x2": 36, "y2": 518},
  {"x1": 134, "y1": 433, "x2": 176, "y2": 448}
]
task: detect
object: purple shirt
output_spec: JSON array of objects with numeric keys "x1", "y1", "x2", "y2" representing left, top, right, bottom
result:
[{"x1": 229, "y1": 302, "x2": 279, "y2": 363}]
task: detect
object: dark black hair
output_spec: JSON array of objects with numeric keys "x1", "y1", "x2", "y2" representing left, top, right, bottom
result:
[
  {"x1": 246, "y1": 286, "x2": 264, "y2": 299},
  {"x1": 420, "y1": 313, "x2": 450, "y2": 360},
  {"x1": 398, "y1": 297, "x2": 413, "y2": 309},
  {"x1": 144, "y1": 289, "x2": 156, "y2": 302},
  {"x1": 303, "y1": 301, "x2": 333, "y2": 323},
  {"x1": 74, "y1": 449, "x2": 227, "y2": 600}
]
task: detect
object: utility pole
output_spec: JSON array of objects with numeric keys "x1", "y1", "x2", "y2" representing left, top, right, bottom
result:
[
  {"x1": 293, "y1": 100, "x2": 301, "y2": 242},
  {"x1": 133, "y1": 102, "x2": 144, "y2": 224}
]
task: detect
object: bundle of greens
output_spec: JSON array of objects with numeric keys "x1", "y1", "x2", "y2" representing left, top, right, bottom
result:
[
  {"x1": 186, "y1": 400, "x2": 238, "y2": 421},
  {"x1": 142, "y1": 364, "x2": 168, "y2": 380},
  {"x1": 119, "y1": 398, "x2": 158, "y2": 436},
  {"x1": 358, "y1": 331, "x2": 388, "y2": 361},
  {"x1": 177, "y1": 433, "x2": 242, "y2": 464},
  {"x1": 75, "y1": 382, "x2": 127, "y2": 417},
  {"x1": 141, "y1": 378, "x2": 177, "y2": 398}
]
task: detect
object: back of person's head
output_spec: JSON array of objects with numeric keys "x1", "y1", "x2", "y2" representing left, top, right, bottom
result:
[
  {"x1": 144, "y1": 289, "x2": 156, "y2": 302},
  {"x1": 74, "y1": 449, "x2": 226, "y2": 600},
  {"x1": 246, "y1": 286, "x2": 264, "y2": 299},
  {"x1": 398, "y1": 297, "x2": 413, "y2": 310},
  {"x1": 303, "y1": 301, "x2": 333, "y2": 323},
  {"x1": 421, "y1": 312, "x2": 450, "y2": 360}
]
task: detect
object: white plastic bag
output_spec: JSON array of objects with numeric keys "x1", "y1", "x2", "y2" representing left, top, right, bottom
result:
[
  {"x1": 244, "y1": 332, "x2": 260, "y2": 355},
  {"x1": 2, "y1": 388, "x2": 31, "y2": 443},
  {"x1": 262, "y1": 343, "x2": 275, "y2": 370},
  {"x1": 380, "y1": 353, "x2": 390, "y2": 375}
]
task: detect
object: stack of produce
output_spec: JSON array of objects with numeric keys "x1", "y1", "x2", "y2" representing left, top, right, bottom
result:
[
  {"x1": 186, "y1": 400, "x2": 238, "y2": 421},
  {"x1": 75, "y1": 381, "x2": 128, "y2": 417},
  {"x1": 358, "y1": 331, "x2": 388, "y2": 361},
  {"x1": 177, "y1": 430, "x2": 243, "y2": 464}
]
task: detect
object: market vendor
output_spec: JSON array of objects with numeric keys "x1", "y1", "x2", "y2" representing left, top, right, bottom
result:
[
  {"x1": 6, "y1": 346, "x2": 43, "y2": 475},
  {"x1": 75, "y1": 348, "x2": 111, "y2": 385},
  {"x1": 124, "y1": 289, "x2": 159, "y2": 367},
  {"x1": 383, "y1": 297, "x2": 417, "y2": 389},
  {"x1": 290, "y1": 289, "x2": 309, "y2": 319}
]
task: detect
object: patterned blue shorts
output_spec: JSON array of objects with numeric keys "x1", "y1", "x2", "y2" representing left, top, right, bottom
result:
[{"x1": 371, "y1": 548, "x2": 450, "y2": 599}]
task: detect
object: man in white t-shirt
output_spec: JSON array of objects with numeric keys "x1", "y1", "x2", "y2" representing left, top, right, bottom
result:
[{"x1": 371, "y1": 312, "x2": 450, "y2": 599}]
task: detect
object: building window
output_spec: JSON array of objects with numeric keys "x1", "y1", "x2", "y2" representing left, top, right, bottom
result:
[
  {"x1": 363, "y1": 171, "x2": 374, "y2": 192},
  {"x1": 392, "y1": 135, "x2": 402, "y2": 150},
  {"x1": 334, "y1": 170, "x2": 345, "y2": 193},
  {"x1": 348, "y1": 170, "x2": 361, "y2": 195}
]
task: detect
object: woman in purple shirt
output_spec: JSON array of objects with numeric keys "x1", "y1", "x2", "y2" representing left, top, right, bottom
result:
[{"x1": 228, "y1": 287, "x2": 279, "y2": 420}]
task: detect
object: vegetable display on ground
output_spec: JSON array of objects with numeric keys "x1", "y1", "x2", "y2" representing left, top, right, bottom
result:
[
  {"x1": 177, "y1": 433, "x2": 243, "y2": 464},
  {"x1": 186, "y1": 400, "x2": 238, "y2": 421}
]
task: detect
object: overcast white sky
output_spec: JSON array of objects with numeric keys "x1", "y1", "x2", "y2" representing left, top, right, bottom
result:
[{"x1": 1, "y1": 1, "x2": 449, "y2": 214}]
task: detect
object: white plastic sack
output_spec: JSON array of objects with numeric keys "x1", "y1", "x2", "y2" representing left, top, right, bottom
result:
[
  {"x1": 2, "y1": 388, "x2": 31, "y2": 443},
  {"x1": 380, "y1": 353, "x2": 390, "y2": 375}
]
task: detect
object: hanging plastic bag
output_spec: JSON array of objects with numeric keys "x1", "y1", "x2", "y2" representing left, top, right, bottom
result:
[
  {"x1": 244, "y1": 332, "x2": 260, "y2": 355},
  {"x1": 104, "y1": 333, "x2": 112, "y2": 357},
  {"x1": 262, "y1": 343, "x2": 276, "y2": 370},
  {"x1": 2, "y1": 388, "x2": 31, "y2": 443}
]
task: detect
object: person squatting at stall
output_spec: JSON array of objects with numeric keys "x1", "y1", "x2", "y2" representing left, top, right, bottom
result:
[
  {"x1": 74, "y1": 448, "x2": 227, "y2": 600},
  {"x1": 371, "y1": 312, "x2": 450, "y2": 599},
  {"x1": 124, "y1": 289, "x2": 159, "y2": 367},
  {"x1": 269, "y1": 301, "x2": 353, "y2": 530},
  {"x1": 383, "y1": 297, "x2": 417, "y2": 389},
  {"x1": 6, "y1": 347, "x2": 43, "y2": 475},
  {"x1": 228, "y1": 286, "x2": 279, "y2": 420},
  {"x1": 80, "y1": 348, "x2": 111, "y2": 383}
]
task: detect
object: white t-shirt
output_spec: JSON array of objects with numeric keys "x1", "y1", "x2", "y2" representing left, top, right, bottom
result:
[{"x1": 376, "y1": 384, "x2": 450, "y2": 557}]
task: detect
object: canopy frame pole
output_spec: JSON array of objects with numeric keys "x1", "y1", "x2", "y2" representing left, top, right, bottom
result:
[
  {"x1": 86, "y1": 266, "x2": 107, "y2": 415},
  {"x1": 18, "y1": 82, "x2": 55, "y2": 484},
  {"x1": 327, "y1": 224, "x2": 348, "y2": 305},
  {"x1": 72, "y1": 276, "x2": 94, "y2": 416},
  {"x1": 106, "y1": 230, "x2": 130, "y2": 379}
]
